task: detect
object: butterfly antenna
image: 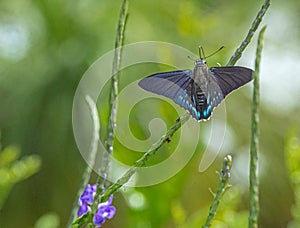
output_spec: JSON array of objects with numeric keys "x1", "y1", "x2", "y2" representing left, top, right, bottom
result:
[
  {"x1": 199, "y1": 46, "x2": 206, "y2": 59},
  {"x1": 206, "y1": 46, "x2": 225, "y2": 59},
  {"x1": 198, "y1": 46, "x2": 202, "y2": 58}
]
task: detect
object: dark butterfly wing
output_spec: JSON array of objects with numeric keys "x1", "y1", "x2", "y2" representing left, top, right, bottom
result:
[
  {"x1": 210, "y1": 66, "x2": 253, "y2": 97},
  {"x1": 193, "y1": 66, "x2": 253, "y2": 120},
  {"x1": 138, "y1": 70, "x2": 201, "y2": 120}
]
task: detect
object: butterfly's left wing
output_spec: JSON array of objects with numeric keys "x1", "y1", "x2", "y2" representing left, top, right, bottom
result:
[
  {"x1": 210, "y1": 66, "x2": 253, "y2": 97},
  {"x1": 138, "y1": 70, "x2": 200, "y2": 119}
]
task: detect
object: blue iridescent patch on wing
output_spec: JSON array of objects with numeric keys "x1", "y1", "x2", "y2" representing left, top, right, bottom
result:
[
  {"x1": 203, "y1": 105, "x2": 211, "y2": 119},
  {"x1": 197, "y1": 110, "x2": 201, "y2": 119},
  {"x1": 177, "y1": 94, "x2": 198, "y2": 120}
]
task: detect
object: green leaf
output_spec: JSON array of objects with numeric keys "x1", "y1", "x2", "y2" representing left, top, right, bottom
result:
[{"x1": 0, "y1": 144, "x2": 41, "y2": 208}]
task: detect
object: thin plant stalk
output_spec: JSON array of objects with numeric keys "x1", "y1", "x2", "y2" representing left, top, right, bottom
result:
[
  {"x1": 100, "y1": 0, "x2": 129, "y2": 190},
  {"x1": 101, "y1": 113, "x2": 190, "y2": 201},
  {"x1": 227, "y1": 0, "x2": 270, "y2": 66},
  {"x1": 71, "y1": 1, "x2": 128, "y2": 225},
  {"x1": 248, "y1": 25, "x2": 267, "y2": 228},
  {"x1": 202, "y1": 155, "x2": 233, "y2": 228},
  {"x1": 68, "y1": 96, "x2": 100, "y2": 227}
]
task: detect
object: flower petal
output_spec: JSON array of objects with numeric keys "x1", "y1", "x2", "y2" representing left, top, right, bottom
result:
[
  {"x1": 93, "y1": 213, "x2": 106, "y2": 226},
  {"x1": 80, "y1": 184, "x2": 97, "y2": 204},
  {"x1": 105, "y1": 206, "x2": 116, "y2": 219},
  {"x1": 77, "y1": 202, "x2": 89, "y2": 217},
  {"x1": 107, "y1": 195, "x2": 114, "y2": 205}
]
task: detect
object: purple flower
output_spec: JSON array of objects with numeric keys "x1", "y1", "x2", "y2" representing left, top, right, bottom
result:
[
  {"x1": 77, "y1": 184, "x2": 97, "y2": 217},
  {"x1": 77, "y1": 184, "x2": 116, "y2": 226},
  {"x1": 93, "y1": 195, "x2": 116, "y2": 227}
]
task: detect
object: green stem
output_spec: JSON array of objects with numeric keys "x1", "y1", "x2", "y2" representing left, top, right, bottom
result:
[
  {"x1": 248, "y1": 25, "x2": 267, "y2": 228},
  {"x1": 100, "y1": 0, "x2": 129, "y2": 190},
  {"x1": 68, "y1": 96, "x2": 100, "y2": 227},
  {"x1": 227, "y1": 0, "x2": 270, "y2": 66},
  {"x1": 202, "y1": 155, "x2": 233, "y2": 228},
  {"x1": 71, "y1": 0, "x2": 129, "y2": 225},
  {"x1": 100, "y1": 113, "x2": 190, "y2": 201}
]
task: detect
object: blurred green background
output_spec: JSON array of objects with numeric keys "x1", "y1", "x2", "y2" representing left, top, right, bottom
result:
[{"x1": 1, "y1": 0, "x2": 300, "y2": 227}]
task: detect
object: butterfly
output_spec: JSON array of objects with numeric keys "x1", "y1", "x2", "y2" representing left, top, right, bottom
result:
[{"x1": 138, "y1": 47, "x2": 253, "y2": 121}]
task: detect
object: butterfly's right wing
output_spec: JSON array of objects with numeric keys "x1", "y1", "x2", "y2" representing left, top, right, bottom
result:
[
  {"x1": 210, "y1": 66, "x2": 253, "y2": 97},
  {"x1": 194, "y1": 66, "x2": 253, "y2": 120},
  {"x1": 138, "y1": 70, "x2": 199, "y2": 119}
]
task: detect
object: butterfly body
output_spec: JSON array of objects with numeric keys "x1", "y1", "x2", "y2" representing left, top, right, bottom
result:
[
  {"x1": 139, "y1": 57, "x2": 253, "y2": 121},
  {"x1": 191, "y1": 59, "x2": 223, "y2": 119}
]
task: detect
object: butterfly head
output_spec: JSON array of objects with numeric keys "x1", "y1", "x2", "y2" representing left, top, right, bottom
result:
[
  {"x1": 195, "y1": 58, "x2": 207, "y2": 67},
  {"x1": 195, "y1": 46, "x2": 224, "y2": 68}
]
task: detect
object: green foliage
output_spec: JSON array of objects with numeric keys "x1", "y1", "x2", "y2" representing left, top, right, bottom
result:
[
  {"x1": 285, "y1": 129, "x2": 300, "y2": 227},
  {"x1": 0, "y1": 144, "x2": 41, "y2": 208}
]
